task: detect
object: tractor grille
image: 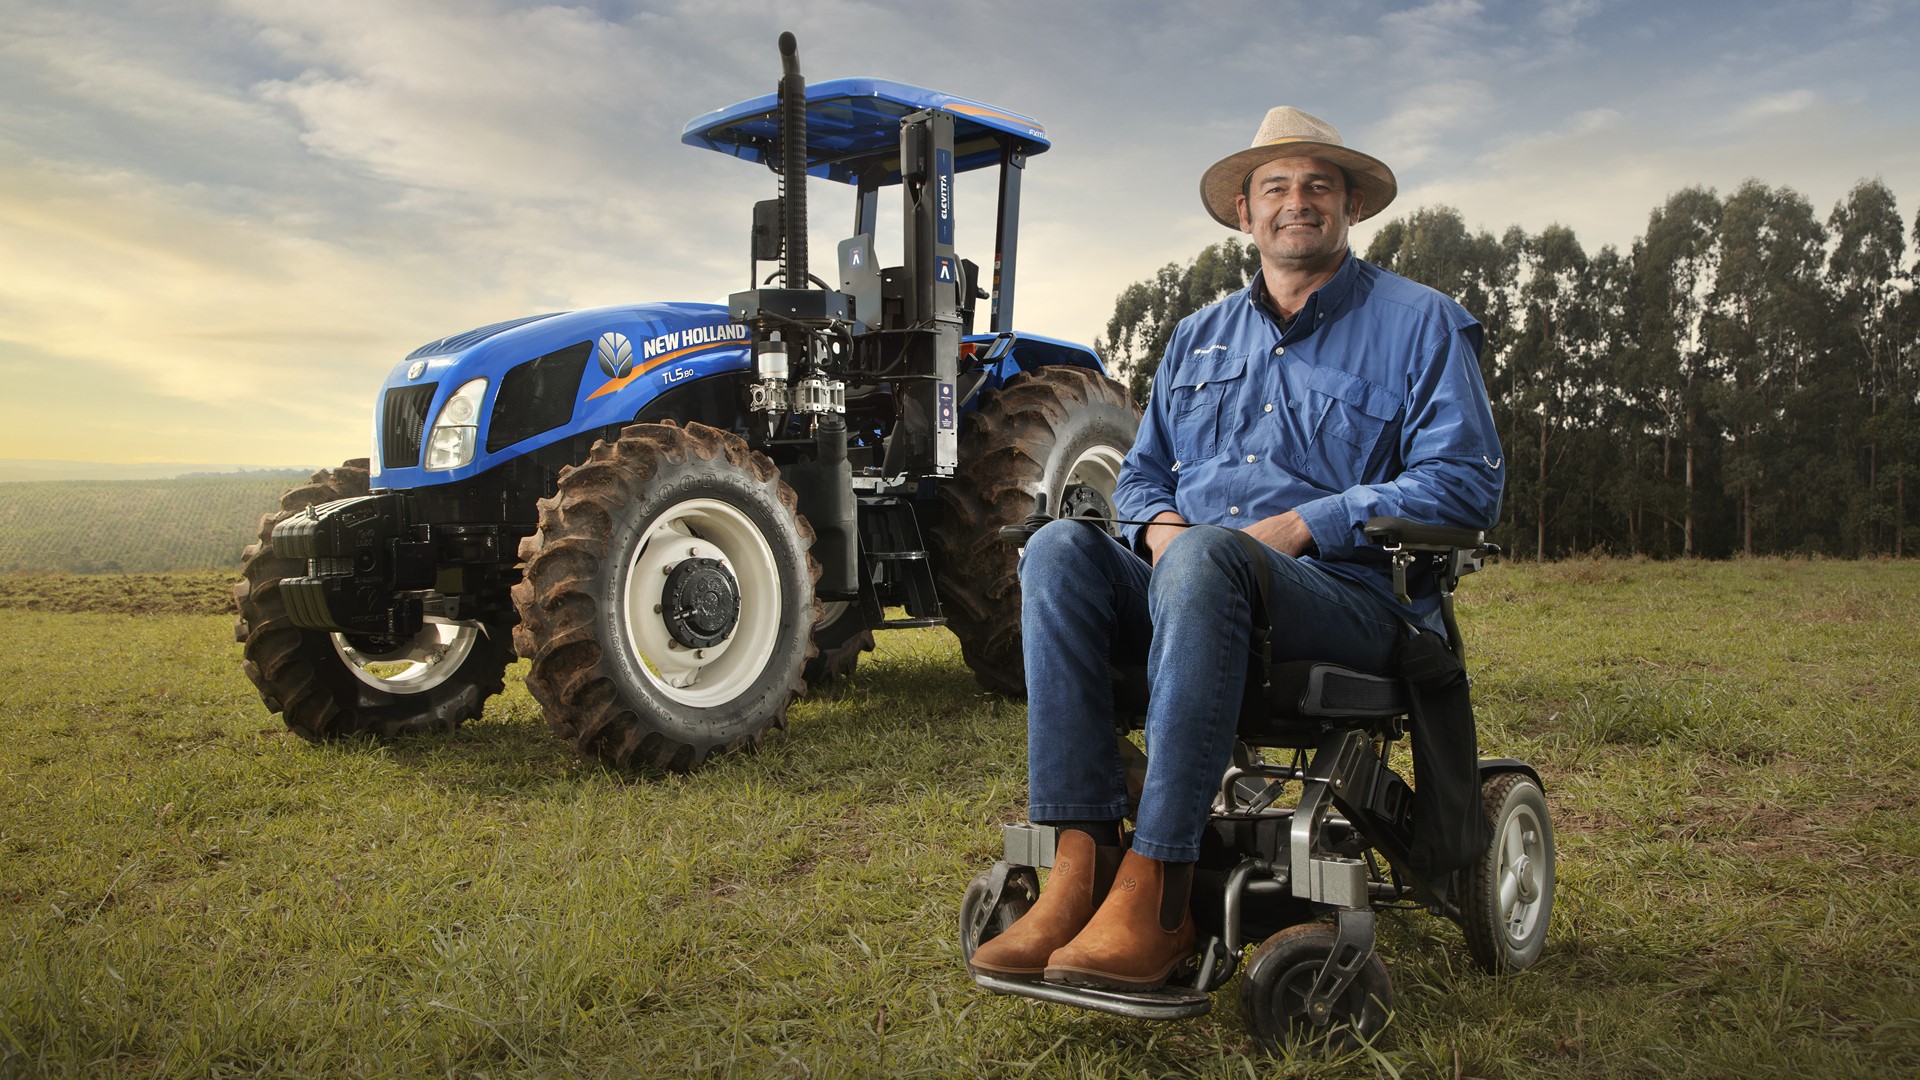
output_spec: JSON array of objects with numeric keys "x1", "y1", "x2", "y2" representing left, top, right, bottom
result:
[
  {"x1": 381, "y1": 383, "x2": 439, "y2": 469},
  {"x1": 488, "y1": 341, "x2": 591, "y2": 453}
]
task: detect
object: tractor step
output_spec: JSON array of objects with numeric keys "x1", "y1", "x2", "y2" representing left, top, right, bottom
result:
[{"x1": 881, "y1": 616, "x2": 945, "y2": 629}]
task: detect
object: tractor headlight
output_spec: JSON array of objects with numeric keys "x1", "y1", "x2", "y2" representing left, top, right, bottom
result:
[{"x1": 425, "y1": 378, "x2": 489, "y2": 471}]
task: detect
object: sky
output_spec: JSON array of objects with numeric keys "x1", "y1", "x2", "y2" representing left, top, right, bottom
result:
[{"x1": 2, "y1": 0, "x2": 1916, "y2": 471}]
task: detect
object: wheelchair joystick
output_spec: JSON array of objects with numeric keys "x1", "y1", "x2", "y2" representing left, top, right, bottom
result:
[{"x1": 998, "y1": 492, "x2": 1054, "y2": 544}]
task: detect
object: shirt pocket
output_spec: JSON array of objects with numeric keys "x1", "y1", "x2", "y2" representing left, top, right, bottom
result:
[
  {"x1": 1166, "y1": 352, "x2": 1248, "y2": 462},
  {"x1": 1303, "y1": 365, "x2": 1400, "y2": 456}
]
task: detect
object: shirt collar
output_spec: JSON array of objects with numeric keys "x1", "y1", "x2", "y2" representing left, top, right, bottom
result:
[{"x1": 1245, "y1": 250, "x2": 1361, "y2": 339}]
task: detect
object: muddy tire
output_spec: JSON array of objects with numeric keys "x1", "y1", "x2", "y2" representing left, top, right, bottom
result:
[
  {"x1": 804, "y1": 601, "x2": 874, "y2": 686},
  {"x1": 234, "y1": 460, "x2": 513, "y2": 739},
  {"x1": 511, "y1": 421, "x2": 816, "y2": 772},
  {"x1": 929, "y1": 365, "x2": 1138, "y2": 695}
]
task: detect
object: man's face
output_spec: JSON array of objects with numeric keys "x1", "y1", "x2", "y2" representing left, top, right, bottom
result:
[{"x1": 1236, "y1": 155, "x2": 1363, "y2": 269}]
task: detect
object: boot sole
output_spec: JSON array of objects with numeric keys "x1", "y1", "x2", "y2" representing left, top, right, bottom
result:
[
  {"x1": 967, "y1": 961, "x2": 1045, "y2": 982},
  {"x1": 1042, "y1": 954, "x2": 1187, "y2": 992}
]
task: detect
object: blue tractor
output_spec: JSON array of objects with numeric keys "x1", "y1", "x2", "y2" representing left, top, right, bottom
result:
[{"x1": 234, "y1": 35, "x2": 1139, "y2": 771}]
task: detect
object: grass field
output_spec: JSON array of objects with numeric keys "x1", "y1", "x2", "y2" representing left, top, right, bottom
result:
[
  {"x1": 0, "y1": 475, "x2": 304, "y2": 574},
  {"x1": 2, "y1": 560, "x2": 1918, "y2": 1077}
]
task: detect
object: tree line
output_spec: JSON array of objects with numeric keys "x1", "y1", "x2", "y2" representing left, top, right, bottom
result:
[{"x1": 1096, "y1": 179, "x2": 1917, "y2": 559}]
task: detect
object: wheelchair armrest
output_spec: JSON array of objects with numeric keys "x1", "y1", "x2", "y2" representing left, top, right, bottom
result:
[{"x1": 1363, "y1": 516, "x2": 1486, "y2": 552}]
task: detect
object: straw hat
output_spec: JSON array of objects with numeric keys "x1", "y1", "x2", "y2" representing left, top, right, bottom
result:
[{"x1": 1200, "y1": 107, "x2": 1397, "y2": 228}]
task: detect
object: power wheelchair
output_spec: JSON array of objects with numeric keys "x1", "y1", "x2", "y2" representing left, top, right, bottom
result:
[{"x1": 959, "y1": 512, "x2": 1555, "y2": 1052}]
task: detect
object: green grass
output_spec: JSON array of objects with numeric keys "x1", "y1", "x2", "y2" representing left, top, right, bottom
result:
[
  {"x1": 0, "y1": 476, "x2": 299, "y2": 574},
  {"x1": 3, "y1": 560, "x2": 1918, "y2": 1077}
]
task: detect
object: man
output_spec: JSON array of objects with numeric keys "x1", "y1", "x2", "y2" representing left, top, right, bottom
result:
[{"x1": 967, "y1": 107, "x2": 1504, "y2": 990}]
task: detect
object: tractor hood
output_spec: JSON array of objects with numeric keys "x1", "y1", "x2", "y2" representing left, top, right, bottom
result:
[{"x1": 369, "y1": 301, "x2": 751, "y2": 489}]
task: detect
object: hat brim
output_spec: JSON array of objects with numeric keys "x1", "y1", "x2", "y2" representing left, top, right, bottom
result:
[{"x1": 1200, "y1": 140, "x2": 1397, "y2": 229}]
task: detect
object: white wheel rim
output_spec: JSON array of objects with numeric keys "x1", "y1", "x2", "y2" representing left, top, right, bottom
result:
[
  {"x1": 1064, "y1": 444, "x2": 1125, "y2": 504},
  {"x1": 1496, "y1": 800, "x2": 1549, "y2": 946},
  {"x1": 332, "y1": 621, "x2": 481, "y2": 696},
  {"x1": 624, "y1": 497, "x2": 781, "y2": 708}
]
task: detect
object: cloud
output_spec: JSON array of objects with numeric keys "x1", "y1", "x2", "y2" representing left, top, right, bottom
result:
[
  {"x1": 1, "y1": 0, "x2": 1917, "y2": 466},
  {"x1": 1731, "y1": 88, "x2": 1819, "y2": 126}
]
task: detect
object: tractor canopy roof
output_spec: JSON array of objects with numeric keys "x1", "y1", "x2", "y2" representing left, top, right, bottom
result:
[{"x1": 681, "y1": 77, "x2": 1049, "y2": 185}]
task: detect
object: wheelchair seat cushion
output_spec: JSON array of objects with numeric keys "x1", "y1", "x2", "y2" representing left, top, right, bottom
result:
[{"x1": 1267, "y1": 661, "x2": 1408, "y2": 719}]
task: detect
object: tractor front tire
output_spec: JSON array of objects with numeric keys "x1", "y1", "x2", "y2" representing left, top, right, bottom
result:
[
  {"x1": 930, "y1": 365, "x2": 1138, "y2": 696},
  {"x1": 512, "y1": 421, "x2": 817, "y2": 772},
  {"x1": 234, "y1": 460, "x2": 514, "y2": 740}
]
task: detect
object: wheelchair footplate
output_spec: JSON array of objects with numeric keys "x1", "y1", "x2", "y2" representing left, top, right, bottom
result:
[
  {"x1": 972, "y1": 973, "x2": 1213, "y2": 1020},
  {"x1": 971, "y1": 937, "x2": 1235, "y2": 1021}
]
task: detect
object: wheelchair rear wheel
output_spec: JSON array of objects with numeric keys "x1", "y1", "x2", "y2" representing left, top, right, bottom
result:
[
  {"x1": 1461, "y1": 771, "x2": 1555, "y2": 973},
  {"x1": 1240, "y1": 922, "x2": 1394, "y2": 1053}
]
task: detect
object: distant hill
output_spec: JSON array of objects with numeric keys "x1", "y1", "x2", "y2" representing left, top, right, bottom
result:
[
  {"x1": 0, "y1": 475, "x2": 315, "y2": 573},
  {"x1": 0, "y1": 459, "x2": 315, "y2": 483}
]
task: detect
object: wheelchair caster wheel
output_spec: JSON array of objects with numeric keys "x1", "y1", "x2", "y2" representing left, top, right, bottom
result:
[
  {"x1": 1461, "y1": 771, "x2": 1555, "y2": 974},
  {"x1": 1240, "y1": 923, "x2": 1393, "y2": 1053},
  {"x1": 959, "y1": 864, "x2": 1039, "y2": 962}
]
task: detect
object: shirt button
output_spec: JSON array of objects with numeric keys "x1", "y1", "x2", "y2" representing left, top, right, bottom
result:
[
  {"x1": 1170, "y1": 461, "x2": 1180, "y2": 472},
  {"x1": 1197, "y1": 381, "x2": 1207, "y2": 390},
  {"x1": 1264, "y1": 403, "x2": 1274, "y2": 413},
  {"x1": 1246, "y1": 455, "x2": 1257, "y2": 463},
  {"x1": 1272, "y1": 345, "x2": 1284, "y2": 356},
  {"x1": 1229, "y1": 506, "x2": 1241, "y2": 516}
]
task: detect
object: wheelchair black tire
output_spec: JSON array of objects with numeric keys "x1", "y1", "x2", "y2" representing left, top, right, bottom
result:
[
  {"x1": 1460, "y1": 771, "x2": 1555, "y2": 974},
  {"x1": 1240, "y1": 921, "x2": 1394, "y2": 1054}
]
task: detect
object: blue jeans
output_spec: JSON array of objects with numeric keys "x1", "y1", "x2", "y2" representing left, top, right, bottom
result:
[{"x1": 1018, "y1": 520, "x2": 1410, "y2": 862}]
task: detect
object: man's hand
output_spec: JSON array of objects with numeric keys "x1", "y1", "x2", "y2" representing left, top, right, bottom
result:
[
  {"x1": 1241, "y1": 510, "x2": 1315, "y2": 558},
  {"x1": 1144, "y1": 511, "x2": 1188, "y2": 565}
]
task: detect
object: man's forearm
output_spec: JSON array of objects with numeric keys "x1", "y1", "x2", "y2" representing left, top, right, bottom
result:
[
  {"x1": 1144, "y1": 511, "x2": 1188, "y2": 564},
  {"x1": 1241, "y1": 510, "x2": 1315, "y2": 558}
]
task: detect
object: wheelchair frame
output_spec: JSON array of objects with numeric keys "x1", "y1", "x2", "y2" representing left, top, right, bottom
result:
[{"x1": 961, "y1": 516, "x2": 1555, "y2": 1050}]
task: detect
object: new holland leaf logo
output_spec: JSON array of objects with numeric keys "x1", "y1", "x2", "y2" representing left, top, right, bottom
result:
[{"x1": 596, "y1": 333, "x2": 634, "y2": 379}]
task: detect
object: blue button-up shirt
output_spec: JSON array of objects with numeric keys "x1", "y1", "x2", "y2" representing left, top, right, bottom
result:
[{"x1": 1113, "y1": 252, "x2": 1504, "y2": 631}]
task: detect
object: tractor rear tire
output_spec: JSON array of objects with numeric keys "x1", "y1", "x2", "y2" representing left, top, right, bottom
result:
[
  {"x1": 512, "y1": 421, "x2": 817, "y2": 772},
  {"x1": 234, "y1": 460, "x2": 514, "y2": 740},
  {"x1": 804, "y1": 601, "x2": 874, "y2": 686},
  {"x1": 930, "y1": 365, "x2": 1138, "y2": 696}
]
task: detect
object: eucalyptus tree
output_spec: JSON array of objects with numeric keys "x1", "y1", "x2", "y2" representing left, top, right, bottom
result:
[
  {"x1": 1827, "y1": 179, "x2": 1910, "y2": 554},
  {"x1": 1579, "y1": 244, "x2": 1633, "y2": 552},
  {"x1": 1626, "y1": 188, "x2": 1722, "y2": 557},
  {"x1": 1503, "y1": 224, "x2": 1601, "y2": 557},
  {"x1": 1704, "y1": 181, "x2": 1829, "y2": 555}
]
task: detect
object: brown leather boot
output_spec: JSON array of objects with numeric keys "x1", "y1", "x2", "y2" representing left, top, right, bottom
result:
[
  {"x1": 968, "y1": 829, "x2": 1121, "y2": 982},
  {"x1": 1042, "y1": 850, "x2": 1197, "y2": 991}
]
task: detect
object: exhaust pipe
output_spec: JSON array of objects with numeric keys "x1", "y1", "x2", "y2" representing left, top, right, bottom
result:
[{"x1": 777, "y1": 31, "x2": 808, "y2": 290}]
